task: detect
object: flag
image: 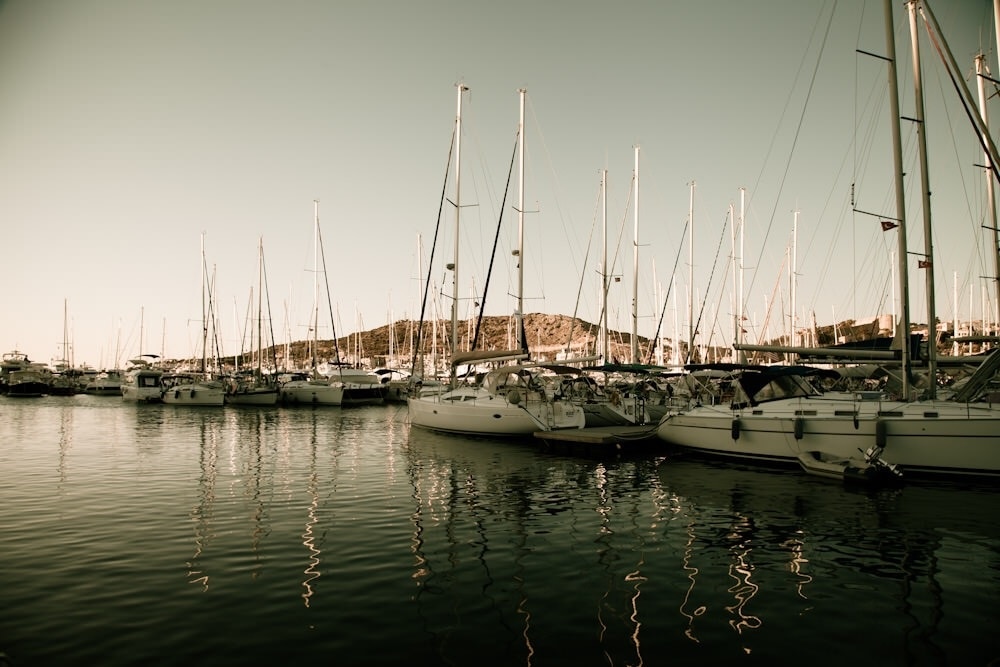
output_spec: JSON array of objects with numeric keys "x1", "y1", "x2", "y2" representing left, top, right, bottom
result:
[
  {"x1": 918, "y1": 259, "x2": 932, "y2": 269},
  {"x1": 880, "y1": 220, "x2": 899, "y2": 231}
]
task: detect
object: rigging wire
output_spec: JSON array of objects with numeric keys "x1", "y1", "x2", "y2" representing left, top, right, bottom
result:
[
  {"x1": 744, "y1": 1, "x2": 839, "y2": 317},
  {"x1": 566, "y1": 177, "x2": 604, "y2": 356},
  {"x1": 689, "y1": 208, "x2": 731, "y2": 362},
  {"x1": 646, "y1": 219, "x2": 688, "y2": 365},
  {"x1": 410, "y1": 124, "x2": 455, "y2": 379},
  {"x1": 471, "y1": 130, "x2": 518, "y2": 353}
]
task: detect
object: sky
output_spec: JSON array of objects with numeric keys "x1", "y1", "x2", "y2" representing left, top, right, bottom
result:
[{"x1": 1, "y1": 0, "x2": 996, "y2": 369}]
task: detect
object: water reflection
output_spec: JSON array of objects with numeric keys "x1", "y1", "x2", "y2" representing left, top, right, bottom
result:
[
  {"x1": 301, "y1": 411, "x2": 321, "y2": 607},
  {"x1": 57, "y1": 403, "x2": 74, "y2": 489},
  {"x1": 660, "y1": 456, "x2": 1000, "y2": 660},
  {"x1": 405, "y1": 429, "x2": 543, "y2": 663},
  {"x1": 403, "y1": 428, "x2": 1000, "y2": 663},
  {"x1": 187, "y1": 411, "x2": 221, "y2": 591},
  {"x1": 231, "y1": 408, "x2": 276, "y2": 580},
  {"x1": 3, "y1": 399, "x2": 1000, "y2": 665},
  {"x1": 405, "y1": 429, "x2": 675, "y2": 664}
]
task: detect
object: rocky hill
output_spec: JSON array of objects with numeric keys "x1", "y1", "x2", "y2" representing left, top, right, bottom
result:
[
  {"x1": 279, "y1": 313, "x2": 660, "y2": 368},
  {"x1": 200, "y1": 312, "x2": 933, "y2": 370}
]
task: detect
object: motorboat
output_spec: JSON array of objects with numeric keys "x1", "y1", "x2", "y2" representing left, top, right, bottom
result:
[
  {"x1": 161, "y1": 372, "x2": 225, "y2": 406},
  {"x1": 121, "y1": 358, "x2": 164, "y2": 403}
]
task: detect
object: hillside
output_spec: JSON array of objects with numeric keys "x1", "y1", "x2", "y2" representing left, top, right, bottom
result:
[
  {"x1": 279, "y1": 313, "x2": 657, "y2": 368},
  {"x1": 201, "y1": 312, "x2": 930, "y2": 369}
]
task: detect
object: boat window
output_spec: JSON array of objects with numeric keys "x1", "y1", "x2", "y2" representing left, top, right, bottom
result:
[{"x1": 746, "y1": 372, "x2": 817, "y2": 404}]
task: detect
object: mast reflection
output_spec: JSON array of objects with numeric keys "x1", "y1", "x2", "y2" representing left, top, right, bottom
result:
[
  {"x1": 301, "y1": 412, "x2": 321, "y2": 607},
  {"x1": 187, "y1": 413, "x2": 219, "y2": 590}
]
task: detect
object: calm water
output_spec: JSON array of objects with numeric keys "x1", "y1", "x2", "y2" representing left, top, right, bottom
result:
[{"x1": 1, "y1": 395, "x2": 998, "y2": 666}]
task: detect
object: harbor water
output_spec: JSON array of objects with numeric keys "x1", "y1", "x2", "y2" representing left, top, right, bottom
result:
[{"x1": 2, "y1": 395, "x2": 998, "y2": 666}]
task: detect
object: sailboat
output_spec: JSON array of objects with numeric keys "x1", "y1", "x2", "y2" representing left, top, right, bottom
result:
[
  {"x1": 48, "y1": 299, "x2": 79, "y2": 396},
  {"x1": 655, "y1": 0, "x2": 1000, "y2": 481},
  {"x1": 226, "y1": 237, "x2": 279, "y2": 406},
  {"x1": 121, "y1": 308, "x2": 164, "y2": 403},
  {"x1": 407, "y1": 86, "x2": 585, "y2": 436},
  {"x1": 162, "y1": 234, "x2": 226, "y2": 406},
  {"x1": 280, "y1": 200, "x2": 347, "y2": 407}
]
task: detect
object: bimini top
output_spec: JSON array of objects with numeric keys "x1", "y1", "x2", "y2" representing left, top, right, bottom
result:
[{"x1": 684, "y1": 363, "x2": 830, "y2": 407}]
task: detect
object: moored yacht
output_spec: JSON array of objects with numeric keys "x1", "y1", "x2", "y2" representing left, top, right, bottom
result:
[
  {"x1": 409, "y1": 353, "x2": 585, "y2": 436},
  {"x1": 84, "y1": 370, "x2": 123, "y2": 396},
  {"x1": 6, "y1": 366, "x2": 50, "y2": 397},
  {"x1": 279, "y1": 372, "x2": 345, "y2": 406},
  {"x1": 655, "y1": 359, "x2": 1000, "y2": 480},
  {"x1": 121, "y1": 357, "x2": 164, "y2": 403},
  {"x1": 162, "y1": 372, "x2": 226, "y2": 406}
]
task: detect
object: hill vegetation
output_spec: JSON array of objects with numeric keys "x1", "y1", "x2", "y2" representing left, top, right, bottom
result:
[{"x1": 208, "y1": 312, "x2": 906, "y2": 369}]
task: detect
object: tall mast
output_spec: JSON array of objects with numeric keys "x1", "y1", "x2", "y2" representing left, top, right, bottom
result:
[
  {"x1": 976, "y1": 53, "x2": 1000, "y2": 335},
  {"x1": 63, "y1": 298, "x2": 69, "y2": 367},
  {"x1": 907, "y1": 0, "x2": 937, "y2": 397},
  {"x1": 738, "y1": 188, "x2": 746, "y2": 363},
  {"x1": 256, "y1": 236, "x2": 264, "y2": 375},
  {"x1": 449, "y1": 83, "x2": 467, "y2": 387},
  {"x1": 631, "y1": 145, "x2": 640, "y2": 364},
  {"x1": 885, "y1": 0, "x2": 912, "y2": 401},
  {"x1": 200, "y1": 233, "x2": 208, "y2": 374},
  {"x1": 730, "y1": 203, "x2": 737, "y2": 357},
  {"x1": 791, "y1": 210, "x2": 798, "y2": 357},
  {"x1": 687, "y1": 181, "x2": 695, "y2": 363},
  {"x1": 601, "y1": 168, "x2": 609, "y2": 363},
  {"x1": 313, "y1": 200, "x2": 320, "y2": 371},
  {"x1": 516, "y1": 87, "x2": 526, "y2": 349}
]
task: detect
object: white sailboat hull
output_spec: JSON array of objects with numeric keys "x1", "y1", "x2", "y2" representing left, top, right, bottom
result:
[
  {"x1": 225, "y1": 388, "x2": 278, "y2": 406},
  {"x1": 280, "y1": 380, "x2": 344, "y2": 406},
  {"x1": 408, "y1": 388, "x2": 584, "y2": 436},
  {"x1": 657, "y1": 396, "x2": 1000, "y2": 478},
  {"x1": 162, "y1": 384, "x2": 225, "y2": 406}
]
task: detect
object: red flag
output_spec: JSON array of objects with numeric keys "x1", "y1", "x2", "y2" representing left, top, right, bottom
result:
[
  {"x1": 880, "y1": 220, "x2": 899, "y2": 231},
  {"x1": 918, "y1": 259, "x2": 931, "y2": 269}
]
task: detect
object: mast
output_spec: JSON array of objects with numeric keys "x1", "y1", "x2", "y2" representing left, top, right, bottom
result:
[
  {"x1": 62, "y1": 298, "x2": 70, "y2": 368},
  {"x1": 416, "y1": 233, "x2": 423, "y2": 373},
  {"x1": 730, "y1": 203, "x2": 737, "y2": 357},
  {"x1": 631, "y1": 145, "x2": 640, "y2": 363},
  {"x1": 885, "y1": 0, "x2": 913, "y2": 401},
  {"x1": 907, "y1": 0, "x2": 937, "y2": 397},
  {"x1": 976, "y1": 52, "x2": 1000, "y2": 335},
  {"x1": 687, "y1": 181, "x2": 695, "y2": 363},
  {"x1": 449, "y1": 83, "x2": 467, "y2": 387},
  {"x1": 738, "y1": 188, "x2": 746, "y2": 363},
  {"x1": 601, "y1": 168, "x2": 609, "y2": 363},
  {"x1": 200, "y1": 233, "x2": 208, "y2": 374},
  {"x1": 312, "y1": 200, "x2": 320, "y2": 373},
  {"x1": 918, "y1": 0, "x2": 1000, "y2": 337},
  {"x1": 256, "y1": 236, "x2": 264, "y2": 376},
  {"x1": 516, "y1": 88, "x2": 526, "y2": 348},
  {"x1": 791, "y1": 210, "x2": 798, "y2": 359},
  {"x1": 671, "y1": 275, "x2": 679, "y2": 366}
]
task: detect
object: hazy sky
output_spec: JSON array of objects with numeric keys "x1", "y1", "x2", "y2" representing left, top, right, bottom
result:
[{"x1": 1, "y1": 0, "x2": 994, "y2": 368}]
